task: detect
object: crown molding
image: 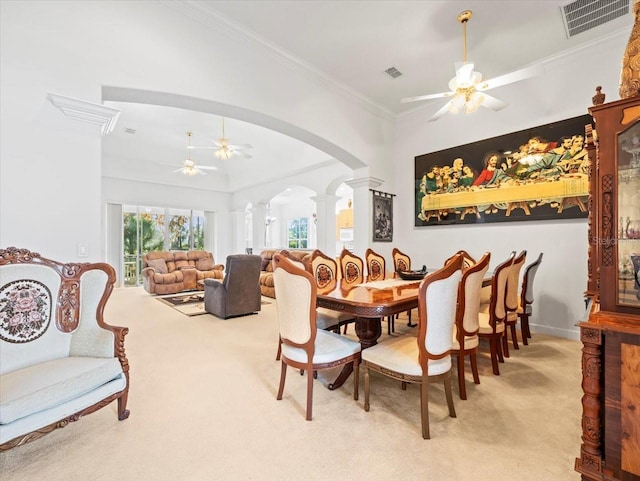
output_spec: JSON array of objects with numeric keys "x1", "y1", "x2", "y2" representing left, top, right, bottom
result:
[{"x1": 47, "y1": 93, "x2": 120, "y2": 135}]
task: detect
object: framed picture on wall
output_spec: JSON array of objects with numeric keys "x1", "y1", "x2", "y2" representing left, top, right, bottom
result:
[
  {"x1": 372, "y1": 190, "x2": 393, "y2": 242},
  {"x1": 414, "y1": 114, "x2": 593, "y2": 226}
]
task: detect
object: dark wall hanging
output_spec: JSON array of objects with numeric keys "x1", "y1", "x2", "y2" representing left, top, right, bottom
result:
[
  {"x1": 414, "y1": 114, "x2": 593, "y2": 226},
  {"x1": 372, "y1": 190, "x2": 394, "y2": 242}
]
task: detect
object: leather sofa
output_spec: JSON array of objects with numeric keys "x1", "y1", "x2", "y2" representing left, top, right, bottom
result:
[
  {"x1": 141, "y1": 250, "x2": 224, "y2": 295},
  {"x1": 258, "y1": 249, "x2": 313, "y2": 298}
]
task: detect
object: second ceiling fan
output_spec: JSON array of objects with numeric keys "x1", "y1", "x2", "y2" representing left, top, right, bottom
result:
[
  {"x1": 191, "y1": 117, "x2": 253, "y2": 160},
  {"x1": 401, "y1": 10, "x2": 542, "y2": 121}
]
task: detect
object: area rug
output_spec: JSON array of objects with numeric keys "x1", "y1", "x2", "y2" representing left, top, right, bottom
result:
[{"x1": 156, "y1": 292, "x2": 206, "y2": 316}]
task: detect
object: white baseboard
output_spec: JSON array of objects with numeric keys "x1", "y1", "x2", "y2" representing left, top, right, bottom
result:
[{"x1": 529, "y1": 323, "x2": 580, "y2": 341}]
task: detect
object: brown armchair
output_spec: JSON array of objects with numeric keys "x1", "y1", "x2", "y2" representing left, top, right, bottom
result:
[{"x1": 204, "y1": 254, "x2": 261, "y2": 319}]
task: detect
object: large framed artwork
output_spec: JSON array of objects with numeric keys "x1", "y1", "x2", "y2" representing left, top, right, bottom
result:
[
  {"x1": 414, "y1": 114, "x2": 593, "y2": 226},
  {"x1": 372, "y1": 190, "x2": 393, "y2": 242}
]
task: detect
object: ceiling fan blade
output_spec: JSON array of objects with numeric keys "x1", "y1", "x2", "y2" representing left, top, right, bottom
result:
[
  {"x1": 197, "y1": 165, "x2": 218, "y2": 170},
  {"x1": 480, "y1": 93, "x2": 508, "y2": 111},
  {"x1": 188, "y1": 146, "x2": 216, "y2": 150},
  {"x1": 227, "y1": 143, "x2": 253, "y2": 149},
  {"x1": 476, "y1": 64, "x2": 543, "y2": 92},
  {"x1": 428, "y1": 99, "x2": 455, "y2": 122},
  {"x1": 233, "y1": 150, "x2": 253, "y2": 159},
  {"x1": 401, "y1": 91, "x2": 454, "y2": 103},
  {"x1": 171, "y1": 167, "x2": 183, "y2": 173},
  {"x1": 194, "y1": 167, "x2": 207, "y2": 175}
]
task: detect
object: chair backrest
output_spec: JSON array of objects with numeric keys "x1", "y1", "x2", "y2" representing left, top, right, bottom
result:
[
  {"x1": 457, "y1": 252, "x2": 491, "y2": 338},
  {"x1": 279, "y1": 249, "x2": 309, "y2": 272},
  {"x1": 272, "y1": 254, "x2": 317, "y2": 351},
  {"x1": 365, "y1": 248, "x2": 386, "y2": 281},
  {"x1": 310, "y1": 249, "x2": 338, "y2": 294},
  {"x1": 223, "y1": 254, "x2": 262, "y2": 291},
  {"x1": 505, "y1": 250, "x2": 527, "y2": 312},
  {"x1": 445, "y1": 250, "x2": 476, "y2": 270},
  {"x1": 417, "y1": 254, "x2": 463, "y2": 372},
  {"x1": 487, "y1": 252, "x2": 516, "y2": 328},
  {"x1": 338, "y1": 248, "x2": 364, "y2": 286},
  {"x1": 392, "y1": 247, "x2": 411, "y2": 272},
  {"x1": 521, "y1": 253, "x2": 543, "y2": 307}
]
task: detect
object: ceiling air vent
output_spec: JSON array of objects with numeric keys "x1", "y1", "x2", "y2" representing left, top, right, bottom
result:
[
  {"x1": 124, "y1": 127, "x2": 136, "y2": 134},
  {"x1": 384, "y1": 66, "x2": 402, "y2": 79},
  {"x1": 561, "y1": 0, "x2": 630, "y2": 38}
]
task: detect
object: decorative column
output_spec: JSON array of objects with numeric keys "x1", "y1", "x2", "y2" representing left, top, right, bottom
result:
[
  {"x1": 345, "y1": 176, "x2": 384, "y2": 255},
  {"x1": 311, "y1": 194, "x2": 338, "y2": 257}
]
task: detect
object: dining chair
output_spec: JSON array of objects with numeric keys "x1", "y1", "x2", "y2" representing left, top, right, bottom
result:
[
  {"x1": 311, "y1": 249, "x2": 356, "y2": 334},
  {"x1": 452, "y1": 252, "x2": 491, "y2": 400},
  {"x1": 272, "y1": 253, "x2": 361, "y2": 421},
  {"x1": 503, "y1": 250, "x2": 527, "y2": 355},
  {"x1": 365, "y1": 248, "x2": 396, "y2": 334},
  {"x1": 391, "y1": 247, "x2": 416, "y2": 328},
  {"x1": 362, "y1": 254, "x2": 463, "y2": 439},
  {"x1": 338, "y1": 248, "x2": 365, "y2": 334},
  {"x1": 445, "y1": 250, "x2": 477, "y2": 269},
  {"x1": 518, "y1": 253, "x2": 543, "y2": 345},
  {"x1": 392, "y1": 247, "x2": 411, "y2": 273},
  {"x1": 478, "y1": 251, "x2": 515, "y2": 375}
]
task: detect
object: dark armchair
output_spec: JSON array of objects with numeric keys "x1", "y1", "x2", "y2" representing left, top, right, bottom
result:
[{"x1": 204, "y1": 254, "x2": 262, "y2": 319}]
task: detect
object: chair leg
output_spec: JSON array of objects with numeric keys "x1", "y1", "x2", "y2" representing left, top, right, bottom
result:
[
  {"x1": 470, "y1": 352, "x2": 480, "y2": 384},
  {"x1": 501, "y1": 331, "x2": 510, "y2": 358},
  {"x1": 489, "y1": 338, "x2": 500, "y2": 375},
  {"x1": 457, "y1": 352, "x2": 467, "y2": 400},
  {"x1": 420, "y1": 379, "x2": 430, "y2": 439},
  {"x1": 407, "y1": 309, "x2": 416, "y2": 327},
  {"x1": 520, "y1": 313, "x2": 530, "y2": 344},
  {"x1": 444, "y1": 373, "x2": 456, "y2": 418},
  {"x1": 364, "y1": 364, "x2": 370, "y2": 412},
  {"x1": 353, "y1": 361, "x2": 359, "y2": 401},
  {"x1": 510, "y1": 323, "x2": 519, "y2": 350},
  {"x1": 276, "y1": 338, "x2": 282, "y2": 361},
  {"x1": 497, "y1": 335, "x2": 505, "y2": 363},
  {"x1": 305, "y1": 365, "x2": 314, "y2": 421},
  {"x1": 277, "y1": 361, "x2": 287, "y2": 400}
]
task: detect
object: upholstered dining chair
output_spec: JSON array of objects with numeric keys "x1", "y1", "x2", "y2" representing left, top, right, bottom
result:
[
  {"x1": 362, "y1": 254, "x2": 463, "y2": 439},
  {"x1": 364, "y1": 248, "x2": 396, "y2": 334},
  {"x1": 478, "y1": 252, "x2": 515, "y2": 375},
  {"x1": 391, "y1": 247, "x2": 416, "y2": 328},
  {"x1": 203, "y1": 254, "x2": 261, "y2": 319},
  {"x1": 311, "y1": 249, "x2": 356, "y2": 334},
  {"x1": 445, "y1": 250, "x2": 476, "y2": 270},
  {"x1": 392, "y1": 247, "x2": 411, "y2": 273},
  {"x1": 338, "y1": 248, "x2": 365, "y2": 334},
  {"x1": 503, "y1": 250, "x2": 527, "y2": 355},
  {"x1": 272, "y1": 254, "x2": 361, "y2": 421},
  {"x1": 518, "y1": 253, "x2": 543, "y2": 345},
  {"x1": 452, "y1": 252, "x2": 491, "y2": 400}
]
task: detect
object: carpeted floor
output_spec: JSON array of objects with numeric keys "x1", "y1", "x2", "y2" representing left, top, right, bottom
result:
[{"x1": 0, "y1": 286, "x2": 583, "y2": 481}]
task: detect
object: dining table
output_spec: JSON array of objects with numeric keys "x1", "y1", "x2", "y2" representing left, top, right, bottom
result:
[{"x1": 316, "y1": 276, "x2": 424, "y2": 390}]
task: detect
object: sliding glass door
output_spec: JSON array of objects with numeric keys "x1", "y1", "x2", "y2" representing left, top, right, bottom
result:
[{"x1": 123, "y1": 205, "x2": 205, "y2": 286}]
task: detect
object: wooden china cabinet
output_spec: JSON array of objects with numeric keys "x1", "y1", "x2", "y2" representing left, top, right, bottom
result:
[{"x1": 575, "y1": 93, "x2": 640, "y2": 481}]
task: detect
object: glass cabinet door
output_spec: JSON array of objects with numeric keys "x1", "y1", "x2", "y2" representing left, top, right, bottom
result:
[{"x1": 618, "y1": 119, "x2": 640, "y2": 307}]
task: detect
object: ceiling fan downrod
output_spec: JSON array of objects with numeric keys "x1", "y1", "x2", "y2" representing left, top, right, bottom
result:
[{"x1": 457, "y1": 10, "x2": 472, "y2": 63}]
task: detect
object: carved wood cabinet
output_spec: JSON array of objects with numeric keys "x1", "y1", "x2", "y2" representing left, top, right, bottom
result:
[{"x1": 576, "y1": 96, "x2": 640, "y2": 481}]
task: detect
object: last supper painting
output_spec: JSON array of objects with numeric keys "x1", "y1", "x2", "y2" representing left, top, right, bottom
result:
[{"x1": 414, "y1": 114, "x2": 593, "y2": 226}]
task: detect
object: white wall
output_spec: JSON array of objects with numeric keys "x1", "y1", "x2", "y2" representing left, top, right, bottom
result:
[
  {"x1": 392, "y1": 33, "x2": 628, "y2": 339},
  {"x1": 0, "y1": 1, "x2": 393, "y2": 261}
]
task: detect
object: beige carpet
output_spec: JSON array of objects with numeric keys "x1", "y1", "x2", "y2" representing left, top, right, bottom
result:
[{"x1": 0, "y1": 287, "x2": 583, "y2": 481}]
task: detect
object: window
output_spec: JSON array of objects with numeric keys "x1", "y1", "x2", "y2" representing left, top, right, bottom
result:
[{"x1": 287, "y1": 217, "x2": 308, "y2": 249}]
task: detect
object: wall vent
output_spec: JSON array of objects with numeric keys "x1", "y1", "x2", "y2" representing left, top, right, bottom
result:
[
  {"x1": 384, "y1": 66, "x2": 403, "y2": 79},
  {"x1": 124, "y1": 127, "x2": 137, "y2": 134},
  {"x1": 561, "y1": 0, "x2": 630, "y2": 38}
]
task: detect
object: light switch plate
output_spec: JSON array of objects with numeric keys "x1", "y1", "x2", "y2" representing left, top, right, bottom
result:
[{"x1": 77, "y1": 243, "x2": 88, "y2": 257}]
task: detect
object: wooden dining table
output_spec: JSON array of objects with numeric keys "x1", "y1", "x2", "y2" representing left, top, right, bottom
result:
[{"x1": 316, "y1": 277, "x2": 423, "y2": 389}]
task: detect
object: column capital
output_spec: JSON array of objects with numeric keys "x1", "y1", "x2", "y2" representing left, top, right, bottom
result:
[{"x1": 345, "y1": 177, "x2": 384, "y2": 189}]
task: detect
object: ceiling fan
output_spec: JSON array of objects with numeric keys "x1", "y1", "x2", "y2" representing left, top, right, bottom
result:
[
  {"x1": 401, "y1": 10, "x2": 542, "y2": 121},
  {"x1": 190, "y1": 117, "x2": 253, "y2": 159},
  {"x1": 166, "y1": 132, "x2": 218, "y2": 176}
]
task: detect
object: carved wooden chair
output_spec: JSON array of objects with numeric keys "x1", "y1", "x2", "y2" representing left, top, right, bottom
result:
[
  {"x1": 478, "y1": 252, "x2": 515, "y2": 375},
  {"x1": 517, "y1": 253, "x2": 543, "y2": 345},
  {"x1": 365, "y1": 248, "x2": 396, "y2": 334},
  {"x1": 504, "y1": 250, "x2": 527, "y2": 354},
  {"x1": 311, "y1": 249, "x2": 355, "y2": 334},
  {"x1": 391, "y1": 248, "x2": 416, "y2": 328},
  {"x1": 452, "y1": 252, "x2": 491, "y2": 400},
  {"x1": 338, "y1": 248, "x2": 365, "y2": 286},
  {"x1": 445, "y1": 250, "x2": 477, "y2": 270},
  {"x1": 272, "y1": 253, "x2": 361, "y2": 421},
  {"x1": 362, "y1": 254, "x2": 463, "y2": 439}
]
